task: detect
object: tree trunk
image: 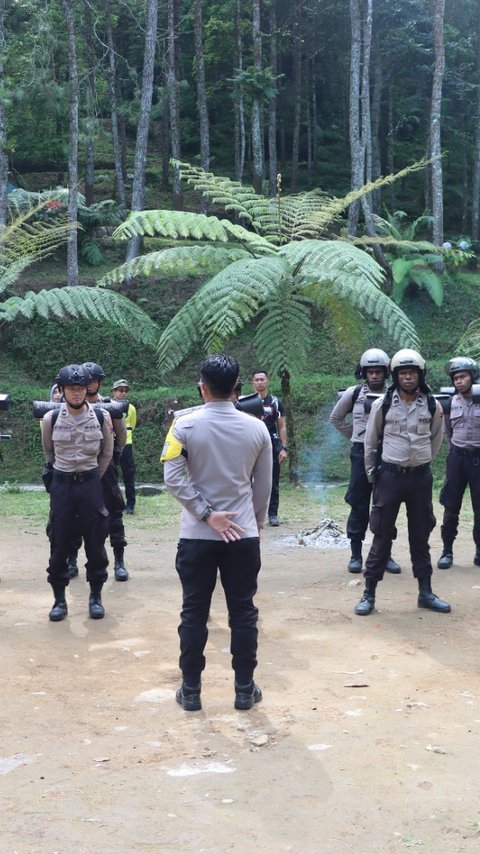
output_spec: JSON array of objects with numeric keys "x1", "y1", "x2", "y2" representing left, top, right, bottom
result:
[
  {"x1": 234, "y1": 0, "x2": 246, "y2": 183},
  {"x1": 0, "y1": 0, "x2": 8, "y2": 226},
  {"x1": 194, "y1": 0, "x2": 210, "y2": 213},
  {"x1": 251, "y1": 0, "x2": 264, "y2": 194},
  {"x1": 126, "y1": 0, "x2": 158, "y2": 264},
  {"x1": 105, "y1": 0, "x2": 126, "y2": 210},
  {"x1": 268, "y1": 0, "x2": 278, "y2": 198},
  {"x1": 62, "y1": 0, "x2": 79, "y2": 286},
  {"x1": 280, "y1": 369, "x2": 298, "y2": 485},
  {"x1": 347, "y1": 0, "x2": 362, "y2": 234},
  {"x1": 472, "y1": 10, "x2": 480, "y2": 240},
  {"x1": 430, "y1": 0, "x2": 445, "y2": 250},
  {"x1": 167, "y1": 0, "x2": 183, "y2": 209},
  {"x1": 371, "y1": 40, "x2": 382, "y2": 212},
  {"x1": 161, "y1": 65, "x2": 170, "y2": 189},
  {"x1": 290, "y1": 0, "x2": 302, "y2": 192},
  {"x1": 83, "y1": 0, "x2": 96, "y2": 207}
]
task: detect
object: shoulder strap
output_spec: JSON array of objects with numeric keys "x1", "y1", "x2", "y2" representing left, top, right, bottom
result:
[
  {"x1": 351, "y1": 384, "x2": 362, "y2": 408},
  {"x1": 427, "y1": 393, "x2": 437, "y2": 419},
  {"x1": 51, "y1": 406, "x2": 104, "y2": 428}
]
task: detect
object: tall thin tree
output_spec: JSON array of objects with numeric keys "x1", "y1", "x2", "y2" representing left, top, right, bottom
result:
[
  {"x1": 0, "y1": 0, "x2": 8, "y2": 226},
  {"x1": 105, "y1": 0, "x2": 126, "y2": 210},
  {"x1": 234, "y1": 0, "x2": 246, "y2": 182},
  {"x1": 430, "y1": 0, "x2": 445, "y2": 249},
  {"x1": 251, "y1": 0, "x2": 264, "y2": 194},
  {"x1": 62, "y1": 0, "x2": 80, "y2": 286},
  {"x1": 268, "y1": 0, "x2": 278, "y2": 197},
  {"x1": 126, "y1": 0, "x2": 159, "y2": 264},
  {"x1": 194, "y1": 0, "x2": 210, "y2": 213},
  {"x1": 167, "y1": 0, "x2": 182, "y2": 209}
]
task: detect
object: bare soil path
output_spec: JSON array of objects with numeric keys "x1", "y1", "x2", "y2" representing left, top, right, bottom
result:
[{"x1": 1, "y1": 505, "x2": 480, "y2": 853}]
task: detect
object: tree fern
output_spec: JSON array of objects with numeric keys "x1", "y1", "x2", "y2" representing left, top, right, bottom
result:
[
  {"x1": 455, "y1": 321, "x2": 480, "y2": 361},
  {"x1": 254, "y1": 285, "x2": 313, "y2": 376}
]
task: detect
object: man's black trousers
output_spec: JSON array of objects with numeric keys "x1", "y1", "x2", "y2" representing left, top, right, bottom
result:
[
  {"x1": 175, "y1": 537, "x2": 261, "y2": 686},
  {"x1": 345, "y1": 442, "x2": 372, "y2": 542},
  {"x1": 364, "y1": 467, "x2": 436, "y2": 582},
  {"x1": 47, "y1": 470, "x2": 109, "y2": 588},
  {"x1": 268, "y1": 439, "x2": 280, "y2": 517},
  {"x1": 120, "y1": 444, "x2": 136, "y2": 509},
  {"x1": 440, "y1": 447, "x2": 480, "y2": 549}
]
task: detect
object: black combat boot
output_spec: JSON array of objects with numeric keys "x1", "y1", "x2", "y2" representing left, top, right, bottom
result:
[
  {"x1": 417, "y1": 579, "x2": 451, "y2": 613},
  {"x1": 176, "y1": 682, "x2": 202, "y2": 711},
  {"x1": 234, "y1": 680, "x2": 263, "y2": 710},
  {"x1": 354, "y1": 580, "x2": 377, "y2": 616},
  {"x1": 49, "y1": 587, "x2": 68, "y2": 622},
  {"x1": 89, "y1": 583, "x2": 105, "y2": 619},
  {"x1": 437, "y1": 541, "x2": 454, "y2": 569},
  {"x1": 67, "y1": 549, "x2": 79, "y2": 579},
  {"x1": 348, "y1": 540, "x2": 363, "y2": 573},
  {"x1": 113, "y1": 546, "x2": 129, "y2": 582},
  {"x1": 474, "y1": 549, "x2": 480, "y2": 567}
]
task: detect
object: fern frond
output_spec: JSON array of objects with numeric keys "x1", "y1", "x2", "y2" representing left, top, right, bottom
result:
[
  {"x1": 455, "y1": 320, "x2": 480, "y2": 360},
  {"x1": 306, "y1": 158, "x2": 430, "y2": 235},
  {"x1": 98, "y1": 245, "x2": 250, "y2": 287},
  {"x1": 0, "y1": 206, "x2": 75, "y2": 294},
  {"x1": 111, "y1": 209, "x2": 275, "y2": 255},
  {"x1": 280, "y1": 240, "x2": 419, "y2": 348},
  {"x1": 0, "y1": 287, "x2": 158, "y2": 346},
  {"x1": 254, "y1": 285, "x2": 313, "y2": 375},
  {"x1": 157, "y1": 255, "x2": 291, "y2": 373}
]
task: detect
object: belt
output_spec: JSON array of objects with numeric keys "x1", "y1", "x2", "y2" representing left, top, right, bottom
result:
[
  {"x1": 53, "y1": 467, "x2": 99, "y2": 483},
  {"x1": 352, "y1": 441, "x2": 364, "y2": 449},
  {"x1": 453, "y1": 445, "x2": 480, "y2": 458},
  {"x1": 381, "y1": 461, "x2": 430, "y2": 475}
]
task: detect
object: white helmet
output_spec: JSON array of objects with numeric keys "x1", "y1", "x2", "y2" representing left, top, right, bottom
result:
[
  {"x1": 359, "y1": 348, "x2": 390, "y2": 379},
  {"x1": 391, "y1": 349, "x2": 426, "y2": 384}
]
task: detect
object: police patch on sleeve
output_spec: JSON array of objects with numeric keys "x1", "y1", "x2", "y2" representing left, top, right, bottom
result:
[{"x1": 160, "y1": 422, "x2": 184, "y2": 462}]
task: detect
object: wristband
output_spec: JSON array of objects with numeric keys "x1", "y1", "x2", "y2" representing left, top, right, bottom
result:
[
  {"x1": 202, "y1": 505, "x2": 214, "y2": 521},
  {"x1": 281, "y1": 445, "x2": 289, "y2": 452}
]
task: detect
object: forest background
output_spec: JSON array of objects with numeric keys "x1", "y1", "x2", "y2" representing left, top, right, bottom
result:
[{"x1": 1, "y1": 0, "x2": 480, "y2": 485}]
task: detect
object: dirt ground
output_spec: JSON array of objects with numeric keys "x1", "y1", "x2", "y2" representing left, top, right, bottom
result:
[{"x1": 2, "y1": 507, "x2": 480, "y2": 854}]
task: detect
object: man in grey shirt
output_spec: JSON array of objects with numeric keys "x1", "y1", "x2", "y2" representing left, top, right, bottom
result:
[{"x1": 162, "y1": 354, "x2": 272, "y2": 712}]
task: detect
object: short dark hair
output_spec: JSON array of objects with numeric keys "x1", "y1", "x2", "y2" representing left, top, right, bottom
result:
[
  {"x1": 251, "y1": 368, "x2": 269, "y2": 379},
  {"x1": 200, "y1": 354, "x2": 239, "y2": 398}
]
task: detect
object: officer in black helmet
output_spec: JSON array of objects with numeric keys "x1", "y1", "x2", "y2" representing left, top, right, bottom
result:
[
  {"x1": 354, "y1": 349, "x2": 451, "y2": 617},
  {"x1": 330, "y1": 348, "x2": 401, "y2": 575},
  {"x1": 83, "y1": 361, "x2": 129, "y2": 581},
  {"x1": 42, "y1": 364, "x2": 114, "y2": 621},
  {"x1": 437, "y1": 357, "x2": 480, "y2": 570}
]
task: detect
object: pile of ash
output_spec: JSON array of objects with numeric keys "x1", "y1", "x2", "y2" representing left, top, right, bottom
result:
[{"x1": 279, "y1": 518, "x2": 350, "y2": 550}]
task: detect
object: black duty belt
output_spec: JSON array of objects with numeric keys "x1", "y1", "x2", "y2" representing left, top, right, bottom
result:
[
  {"x1": 53, "y1": 467, "x2": 99, "y2": 483},
  {"x1": 452, "y1": 445, "x2": 480, "y2": 458},
  {"x1": 381, "y1": 461, "x2": 430, "y2": 475},
  {"x1": 352, "y1": 441, "x2": 364, "y2": 448}
]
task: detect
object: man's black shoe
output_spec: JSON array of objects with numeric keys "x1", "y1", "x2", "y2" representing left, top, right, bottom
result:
[
  {"x1": 269, "y1": 516, "x2": 280, "y2": 527},
  {"x1": 234, "y1": 681, "x2": 262, "y2": 710},
  {"x1": 418, "y1": 581, "x2": 451, "y2": 613},
  {"x1": 113, "y1": 547, "x2": 129, "y2": 581},
  {"x1": 67, "y1": 556, "x2": 79, "y2": 579},
  {"x1": 348, "y1": 556, "x2": 362, "y2": 573},
  {"x1": 386, "y1": 557, "x2": 401, "y2": 574},
  {"x1": 125, "y1": 506, "x2": 134, "y2": 515},
  {"x1": 176, "y1": 685, "x2": 202, "y2": 712},
  {"x1": 89, "y1": 593, "x2": 105, "y2": 619},
  {"x1": 437, "y1": 552, "x2": 453, "y2": 569},
  {"x1": 49, "y1": 596, "x2": 68, "y2": 622},
  {"x1": 354, "y1": 581, "x2": 377, "y2": 616},
  {"x1": 474, "y1": 550, "x2": 480, "y2": 567}
]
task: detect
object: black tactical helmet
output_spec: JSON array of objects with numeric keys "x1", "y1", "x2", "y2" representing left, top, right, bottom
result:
[
  {"x1": 446, "y1": 356, "x2": 480, "y2": 382},
  {"x1": 56, "y1": 364, "x2": 92, "y2": 388},
  {"x1": 83, "y1": 361, "x2": 106, "y2": 381}
]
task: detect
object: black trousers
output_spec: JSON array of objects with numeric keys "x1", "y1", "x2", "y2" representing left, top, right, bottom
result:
[
  {"x1": 345, "y1": 443, "x2": 372, "y2": 542},
  {"x1": 440, "y1": 448, "x2": 480, "y2": 548},
  {"x1": 47, "y1": 471, "x2": 109, "y2": 588},
  {"x1": 268, "y1": 439, "x2": 280, "y2": 516},
  {"x1": 120, "y1": 444, "x2": 136, "y2": 509},
  {"x1": 364, "y1": 467, "x2": 436, "y2": 583},
  {"x1": 102, "y1": 459, "x2": 127, "y2": 548},
  {"x1": 175, "y1": 538, "x2": 261, "y2": 686}
]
